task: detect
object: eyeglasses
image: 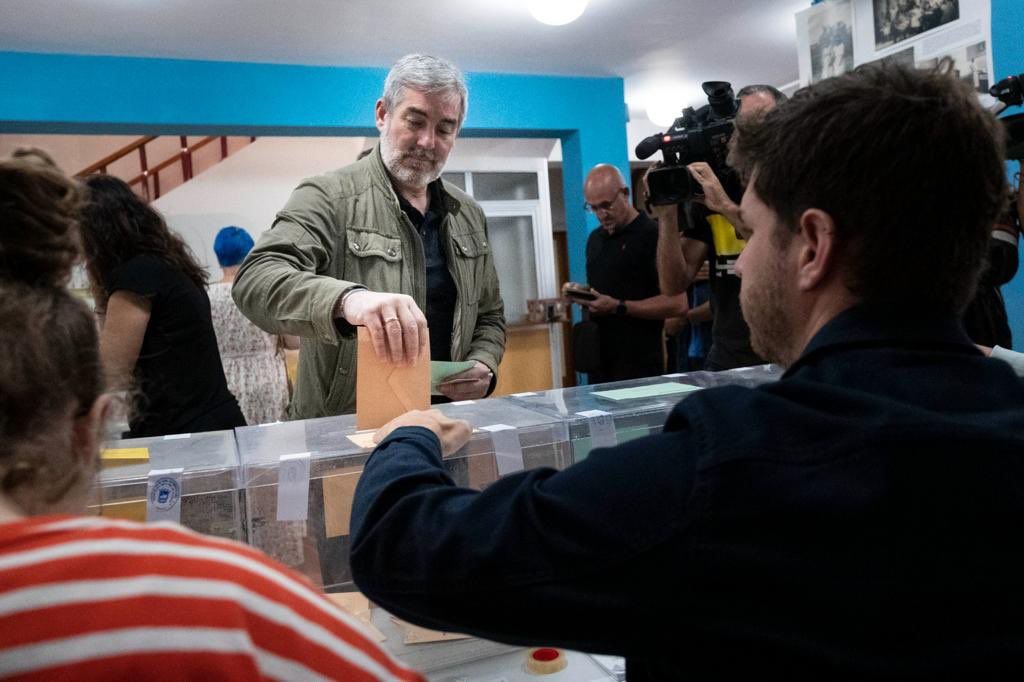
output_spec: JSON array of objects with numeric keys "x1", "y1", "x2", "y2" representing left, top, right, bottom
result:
[{"x1": 584, "y1": 187, "x2": 628, "y2": 213}]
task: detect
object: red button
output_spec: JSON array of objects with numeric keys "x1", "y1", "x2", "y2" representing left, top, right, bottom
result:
[{"x1": 532, "y1": 648, "x2": 560, "y2": 662}]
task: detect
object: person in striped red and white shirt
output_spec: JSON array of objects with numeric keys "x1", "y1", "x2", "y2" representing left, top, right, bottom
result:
[{"x1": 0, "y1": 154, "x2": 423, "y2": 681}]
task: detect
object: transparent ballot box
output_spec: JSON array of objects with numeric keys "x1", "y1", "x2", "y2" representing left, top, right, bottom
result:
[
  {"x1": 507, "y1": 365, "x2": 783, "y2": 462},
  {"x1": 92, "y1": 429, "x2": 244, "y2": 542},
  {"x1": 237, "y1": 403, "x2": 569, "y2": 593}
]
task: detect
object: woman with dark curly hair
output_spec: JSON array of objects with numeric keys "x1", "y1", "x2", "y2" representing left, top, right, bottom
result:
[{"x1": 79, "y1": 174, "x2": 244, "y2": 437}]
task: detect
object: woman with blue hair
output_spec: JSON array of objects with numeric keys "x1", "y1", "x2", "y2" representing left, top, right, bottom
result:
[{"x1": 210, "y1": 226, "x2": 296, "y2": 424}]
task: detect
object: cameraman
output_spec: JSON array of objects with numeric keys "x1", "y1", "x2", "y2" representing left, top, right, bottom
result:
[{"x1": 654, "y1": 84, "x2": 787, "y2": 370}]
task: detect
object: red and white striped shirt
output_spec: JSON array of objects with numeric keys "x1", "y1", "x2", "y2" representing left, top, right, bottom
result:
[{"x1": 0, "y1": 515, "x2": 423, "y2": 681}]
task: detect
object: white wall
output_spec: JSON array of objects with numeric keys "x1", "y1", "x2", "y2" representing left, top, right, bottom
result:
[{"x1": 153, "y1": 136, "x2": 367, "y2": 279}]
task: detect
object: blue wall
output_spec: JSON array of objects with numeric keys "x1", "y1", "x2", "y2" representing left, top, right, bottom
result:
[
  {"x1": 0, "y1": 51, "x2": 629, "y2": 288},
  {"x1": 992, "y1": 0, "x2": 1024, "y2": 348}
]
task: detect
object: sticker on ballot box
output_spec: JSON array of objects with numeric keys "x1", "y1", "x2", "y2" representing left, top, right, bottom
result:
[
  {"x1": 480, "y1": 424, "x2": 525, "y2": 476},
  {"x1": 577, "y1": 410, "x2": 618, "y2": 449},
  {"x1": 277, "y1": 452, "x2": 311, "y2": 522},
  {"x1": 146, "y1": 467, "x2": 184, "y2": 524}
]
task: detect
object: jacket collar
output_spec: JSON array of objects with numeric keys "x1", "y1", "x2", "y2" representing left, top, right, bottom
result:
[{"x1": 784, "y1": 304, "x2": 978, "y2": 378}]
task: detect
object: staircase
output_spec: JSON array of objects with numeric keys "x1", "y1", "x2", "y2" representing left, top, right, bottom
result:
[{"x1": 76, "y1": 135, "x2": 256, "y2": 201}]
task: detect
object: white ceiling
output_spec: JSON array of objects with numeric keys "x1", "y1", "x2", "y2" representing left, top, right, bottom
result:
[{"x1": 0, "y1": 0, "x2": 808, "y2": 125}]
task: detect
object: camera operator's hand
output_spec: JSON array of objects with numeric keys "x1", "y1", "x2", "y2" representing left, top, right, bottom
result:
[
  {"x1": 686, "y1": 162, "x2": 738, "y2": 217},
  {"x1": 584, "y1": 291, "x2": 618, "y2": 316}
]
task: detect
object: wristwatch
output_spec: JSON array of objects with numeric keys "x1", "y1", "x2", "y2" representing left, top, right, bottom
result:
[{"x1": 616, "y1": 300, "x2": 627, "y2": 316}]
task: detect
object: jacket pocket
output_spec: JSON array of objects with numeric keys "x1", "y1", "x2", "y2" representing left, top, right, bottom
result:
[
  {"x1": 345, "y1": 229, "x2": 404, "y2": 294},
  {"x1": 347, "y1": 230, "x2": 403, "y2": 262},
  {"x1": 451, "y1": 231, "x2": 490, "y2": 303},
  {"x1": 451, "y1": 231, "x2": 490, "y2": 259}
]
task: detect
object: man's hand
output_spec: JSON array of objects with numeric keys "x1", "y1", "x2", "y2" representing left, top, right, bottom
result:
[
  {"x1": 686, "y1": 163, "x2": 736, "y2": 216},
  {"x1": 584, "y1": 291, "x2": 618, "y2": 316},
  {"x1": 437, "y1": 361, "x2": 494, "y2": 401},
  {"x1": 373, "y1": 409, "x2": 472, "y2": 456},
  {"x1": 339, "y1": 290, "x2": 427, "y2": 366}
]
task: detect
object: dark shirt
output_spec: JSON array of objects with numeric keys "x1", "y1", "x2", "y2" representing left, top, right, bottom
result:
[
  {"x1": 683, "y1": 202, "x2": 764, "y2": 370},
  {"x1": 396, "y1": 180, "x2": 458, "y2": 362},
  {"x1": 584, "y1": 212, "x2": 663, "y2": 381},
  {"x1": 108, "y1": 254, "x2": 245, "y2": 437},
  {"x1": 351, "y1": 305, "x2": 1024, "y2": 680},
  {"x1": 962, "y1": 229, "x2": 1018, "y2": 348}
]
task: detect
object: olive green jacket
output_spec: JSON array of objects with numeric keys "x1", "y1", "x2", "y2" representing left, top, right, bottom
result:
[{"x1": 233, "y1": 146, "x2": 506, "y2": 419}]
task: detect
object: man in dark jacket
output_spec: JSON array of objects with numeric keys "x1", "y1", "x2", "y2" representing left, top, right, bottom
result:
[{"x1": 350, "y1": 63, "x2": 1024, "y2": 680}]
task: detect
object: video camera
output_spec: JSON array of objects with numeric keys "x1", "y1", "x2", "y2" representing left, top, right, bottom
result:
[
  {"x1": 636, "y1": 81, "x2": 739, "y2": 205},
  {"x1": 990, "y1": 73, "x2": 1024, "y2": 161}
]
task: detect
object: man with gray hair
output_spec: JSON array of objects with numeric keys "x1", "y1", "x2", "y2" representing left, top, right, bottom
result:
[{"x1": 234, "y1": 54, "x2": 506, "y2": 419}]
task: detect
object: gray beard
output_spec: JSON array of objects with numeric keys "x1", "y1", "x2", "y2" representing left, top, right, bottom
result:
[{"x1": 380, "y1": 134, "x2": 443, "y2": 188}]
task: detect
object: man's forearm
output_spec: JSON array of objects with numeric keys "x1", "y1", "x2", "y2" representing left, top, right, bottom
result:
[
  {"x1": 656, "y1": 210, "x2": 690, "y2": 295},
  {"x1": 624, "y1": 293, "x2": 687, "y2": 320}
]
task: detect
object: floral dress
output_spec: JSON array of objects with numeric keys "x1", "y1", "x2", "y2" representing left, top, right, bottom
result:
[{"x1": 208, "y1": 282, "x2": 289, "y2": 425}]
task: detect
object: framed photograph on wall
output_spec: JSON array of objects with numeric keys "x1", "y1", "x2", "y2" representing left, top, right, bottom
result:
[
  {"x1": 797, "y1": 0, "x2": 856, "y2": 85},
  {"x1": 873, "y1": 0, "x2": 960, "y2": 50},
  {"x1": 916, "y1": 40, "x2": 990, "y2": 93}
]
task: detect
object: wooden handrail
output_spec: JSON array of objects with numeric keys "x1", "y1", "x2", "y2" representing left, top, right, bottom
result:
[
  {"x1": 76, "y1": 136, "x2": 157, "y2": 176},
  {"x1": 126, "y1": 136, "x2": 219, "y2": 188},
  {"x1": 82, "y1": 134, "x2": 254, "y2": 202}
]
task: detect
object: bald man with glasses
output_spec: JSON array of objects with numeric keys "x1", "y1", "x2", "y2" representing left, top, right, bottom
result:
[{"x1": 572, "y1": 164, "x2": 685, "y2": 383}]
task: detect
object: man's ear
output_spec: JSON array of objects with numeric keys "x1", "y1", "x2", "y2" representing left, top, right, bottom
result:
[
  {"x1": 374, "y1": 99, "x2": 388, "y2": 134},
  {"x1": 795, "y1": 208, "x2": 839, "y2": 291},
  {"x1": 72, "y1": 394, "x2": 113, "y2": 467}
]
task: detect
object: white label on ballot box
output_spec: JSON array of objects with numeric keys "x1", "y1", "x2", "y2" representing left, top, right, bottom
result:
[
  {"x1": 277, "y1": 452, "x2": 311, "y2": 522},
  {"x1": 480, "y1": 424, "x2": 525, "y2": 476},
  {"x1": 577, "y1": 410, "x2": 618, "y2": 448},
  {"x1": 146, "y1": 467, "x2": 184, "y2": 524}
]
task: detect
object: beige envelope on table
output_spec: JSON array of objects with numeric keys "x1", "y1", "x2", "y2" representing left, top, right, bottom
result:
[{"x1": 355, "y1": 326, "x2": 430, "y2": 430}]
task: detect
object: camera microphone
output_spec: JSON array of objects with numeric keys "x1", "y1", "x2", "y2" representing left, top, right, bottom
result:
[{"x1": 635, "y1": 134, "x2": 667, "y2": 160}]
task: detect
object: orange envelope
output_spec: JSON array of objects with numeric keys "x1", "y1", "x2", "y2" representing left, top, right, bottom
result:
[{"x1": 355, "y1": 326, "x2": 430, "y2": 430}]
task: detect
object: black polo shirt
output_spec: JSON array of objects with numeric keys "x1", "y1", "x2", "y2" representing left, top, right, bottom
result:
[
  {"x1": 584, "y1": 212, "x2": 663, "y2": 381},
  {"x1": 395, "y1": 179, "x2": 458, "y2": 362},
  {"x1": 683, "y1": 202, "x2": 764, "y2": 370}
]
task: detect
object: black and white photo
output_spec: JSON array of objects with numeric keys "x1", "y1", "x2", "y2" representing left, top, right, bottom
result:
[
  {"x1": 873, "y1": 0, "x2": 960, "y2": 50},
  {"x1": 916, "y1": 40, "x2": 989, "y2": 94},
  {"x1": 804, "y1": 0, "x2": 855, "y2": 84}
]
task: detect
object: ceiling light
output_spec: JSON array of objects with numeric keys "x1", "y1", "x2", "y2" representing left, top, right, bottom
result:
[
  {"x1": 528, "y1": 0, "x2": 588, "y2": 26},
  {"x1": 646, "y1": 91, "x2": 688, "y2": 128}
]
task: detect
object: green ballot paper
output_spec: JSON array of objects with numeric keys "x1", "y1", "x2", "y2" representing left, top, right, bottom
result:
[{"x1": 430, "y1": 360, "x2": 477, "y2": 396}]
